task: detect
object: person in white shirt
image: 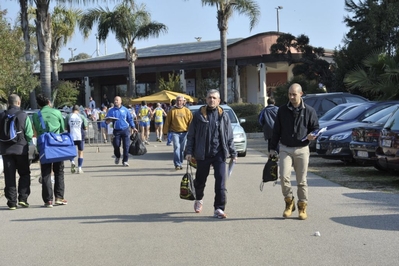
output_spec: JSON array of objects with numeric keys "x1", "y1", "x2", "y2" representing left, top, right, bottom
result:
[{"x1": 65, "y1": 105, "x2": 88, "y2": 174}]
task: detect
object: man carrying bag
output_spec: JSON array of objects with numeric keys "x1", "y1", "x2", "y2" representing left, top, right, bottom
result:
[{"x1": 32, "y1": 94, "x2": 68, "y2": 208}]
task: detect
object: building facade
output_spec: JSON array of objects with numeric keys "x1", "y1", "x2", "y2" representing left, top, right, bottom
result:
[{"x1": 60, "y1": 31, "x2": 301, "y2": 107}]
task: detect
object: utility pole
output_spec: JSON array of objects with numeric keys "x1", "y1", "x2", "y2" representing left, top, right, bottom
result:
[
  {"x1": 68, "y1": 47, "x2": 77, "y2": 61},
  {"x1": 275, "y1": 6, "x2": 283, "y2": 33}
]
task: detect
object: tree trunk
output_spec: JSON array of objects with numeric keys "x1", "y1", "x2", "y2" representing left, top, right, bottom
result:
[
  {"x1": 220, "y1": 28, "x2": 228, "y2": 103},
  {"x1": 19, "y1": 0, "x2": 37, "y2": 109},
  {"x1": 125, "y1": 46, "x2": 137, "y2": 98},
  {"x1": 51, "y1": 49, "x2": 59, "y2": 83},
  {"x1": 128, "y1": 61, "x2": 136, "y2": 98},
  {"x1": 35, "y1": 0, "x2": 52, "y2": 100}
]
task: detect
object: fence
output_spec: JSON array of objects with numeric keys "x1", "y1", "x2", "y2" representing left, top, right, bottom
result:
[
  {"x1": 85, "y1": 119, "x2": 150, "y2": 147},
  {"x1": 85, "y1": 120, "x2": 113, "y2": 147}
]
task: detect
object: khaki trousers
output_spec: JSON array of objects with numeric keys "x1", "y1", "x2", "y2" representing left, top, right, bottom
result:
[{"x1": 279, "y1": 144, "x2": 310, "y2": 202}]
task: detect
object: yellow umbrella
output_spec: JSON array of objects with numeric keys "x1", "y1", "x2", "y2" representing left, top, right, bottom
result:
[{"x1": 130, "y1": 90, "x2": 197, "y2": 105}]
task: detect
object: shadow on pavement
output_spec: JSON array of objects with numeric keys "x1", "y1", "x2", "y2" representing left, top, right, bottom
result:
[{"x1": 10, "y1": 212, "x2": 282, "y2": 223}]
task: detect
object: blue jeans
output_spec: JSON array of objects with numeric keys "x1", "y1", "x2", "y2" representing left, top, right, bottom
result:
[
  {"x1": 171, "y1": 132, "x2": 187, "y2": 167},
  {"x1": 113, "y1": 128, "x2": 131, "y2": 163},
  {"x1": 167, "y1": 132, "x2": 173, "y2": 144}
]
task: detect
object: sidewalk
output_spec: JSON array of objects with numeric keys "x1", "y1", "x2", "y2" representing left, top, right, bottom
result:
[{"x1": 1, "y1": 134, "x2": 399, "y2": 265}]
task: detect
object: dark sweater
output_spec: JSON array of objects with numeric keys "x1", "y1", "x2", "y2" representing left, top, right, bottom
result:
[{"x1": 269, "y1": 100, "x2": 319, "y2": 149}]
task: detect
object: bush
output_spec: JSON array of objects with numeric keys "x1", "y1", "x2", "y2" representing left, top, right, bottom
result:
[{"x1": 230, "y1": 103, "x2": 263, "y2": 133}]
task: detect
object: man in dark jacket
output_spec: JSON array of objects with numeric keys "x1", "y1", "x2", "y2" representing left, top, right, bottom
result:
[
  {"x1": 0, "y1": 94, "x2": 33, "y2": 209},
  {"x1": 269, "y1": 83, "x2": 319, "y2": 220},
  {"x1": 185, "y1": 89, "x2": 237, "y2": 219},
  {"x1": 258, "y1": 97, "x2": 278, "y2": 152}
]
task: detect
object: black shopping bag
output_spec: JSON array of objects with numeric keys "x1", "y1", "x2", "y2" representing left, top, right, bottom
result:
[
  {"x1": 129, "y1": 132, "x2": 147, "y2": 156},
  {"x1": 260, "y1": 156, "x2": 278, "y2": 191}
]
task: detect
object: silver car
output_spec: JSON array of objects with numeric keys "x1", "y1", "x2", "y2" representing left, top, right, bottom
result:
[{"x1": 188, "y1": 105, "x2": 247, "y2": 157}]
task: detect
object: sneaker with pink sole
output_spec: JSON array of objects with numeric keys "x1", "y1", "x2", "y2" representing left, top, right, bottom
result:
[
  {"x1": 214, "y1": 209, "x2": 227, "y2": 219},
  {"x1": 194, "y1": 200, "x2": 203, "y2": 213}
]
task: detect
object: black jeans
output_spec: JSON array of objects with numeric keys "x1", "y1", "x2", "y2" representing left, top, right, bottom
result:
[
  {"x1": 3, "y1": 154, "x2": 31, "y2": 207},
  {"x1": 40, "y1": 161, "x2": 65, "y2": 202},
  {"x1": 113, "y1": 128, "x2": 130, "y2": 163},
  {"x1": 194, "y1": 152, "x2": 227, "y2": 211}
]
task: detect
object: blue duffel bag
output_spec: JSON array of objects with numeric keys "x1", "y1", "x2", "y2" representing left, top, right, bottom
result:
[
  {"x1": 37, "y1": 110, "x2": 76, "y2": 164},
  {"x1": 37, "y1": 132, "x2": 77, "y2": 164}
]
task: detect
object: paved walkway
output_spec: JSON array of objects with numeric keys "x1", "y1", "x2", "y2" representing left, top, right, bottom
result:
[{"x1": 0, "y1": 135, "x2": 399, "y2": 265}]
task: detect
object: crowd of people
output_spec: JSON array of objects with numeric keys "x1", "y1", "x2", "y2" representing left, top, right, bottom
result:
[{"x1": 1, "y1": 84, "x2": 319, "y2": 221}]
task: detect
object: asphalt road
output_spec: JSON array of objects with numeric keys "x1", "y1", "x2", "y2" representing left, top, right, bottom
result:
[{"x1": 0, "y1": 135, "x2": 399, "y2": 265}]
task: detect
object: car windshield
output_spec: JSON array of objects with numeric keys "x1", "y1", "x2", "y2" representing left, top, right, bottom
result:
[
  {"x1": 225, "y1": 109, "x2": 238, "y2": 123},
  {"x1": 361, "y1": 105, "x2": 399, "y2": 123},
  {"x1": 336, "y1": 102, "x2": 375, "y2": 121},
  {"x1": 319, "y1": 105, "x2": 350, "y2": 121}
]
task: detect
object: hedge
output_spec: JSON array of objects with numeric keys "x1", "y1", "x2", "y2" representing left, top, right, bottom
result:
[{"x1": 229, "y1": 103, "x2": 263, "y2": 133}]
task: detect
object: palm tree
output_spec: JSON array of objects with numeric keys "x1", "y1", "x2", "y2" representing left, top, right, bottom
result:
[
  {"x1": 18, "y1": 0, "x2": 38, "y2": 108},
  {"x1": 51, "y1": 6, "x2": 82, "y2": 83},
  {"x1": 79, "y1": 0, "x2": 168, "y2": 98},
  {"x1": 15, "y1": 0, "x2": 117, "y2": 101},
  {"x1": 195, "y1": 0, "x2": 260, "y2": 102},
  {"x1": 32, "y1": 0, "x2": 52, "y2": 100},
  {"x1": 344, "y1": 50, "x2": 399, "y2": 100}
]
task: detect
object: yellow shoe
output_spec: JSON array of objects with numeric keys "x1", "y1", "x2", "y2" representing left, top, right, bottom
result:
[{"x1": 283, "y1": 197, "x2": 295, "y2": 218}]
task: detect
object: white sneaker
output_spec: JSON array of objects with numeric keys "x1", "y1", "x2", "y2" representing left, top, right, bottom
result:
[
  {"x1": 194, "y1": 200, "x2": 203, "y2": 213},
  {"x1": 77, "y1": 168, "x2": 84, "y2": 174},
  {"x1": 123, "y1": 162, "x2": 129, "y2": 167},
  {"x1": 214, "y1": 209, "x2": 227, "y2": 219}
]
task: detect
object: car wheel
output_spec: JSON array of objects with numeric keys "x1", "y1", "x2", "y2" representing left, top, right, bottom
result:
[
  {"x1": 374, "y1": 161, "x2": 387, "y2": 172},
  {"x1": 238, "y1": 150, "x2": 247, "y2": 157}
]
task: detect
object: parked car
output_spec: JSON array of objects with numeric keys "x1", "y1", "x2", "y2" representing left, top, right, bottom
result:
[
  {"x1": 309, "y1": 102, "x2": 362, "y2": 151},
  {"x1": 319, "y1": 102, "x2": 362, "y2": 122},
  {"x1": 188, "y1": 104, "x2": 247, "y2": 157},
  {"x1": 376, "y1": 107, "x2": 399, "y2": 171},
  {"x1": 302, "y1": 92, "x2": 369, "y2": 118},
  {"x1": 349, "y1": 107, "x2": 399, "y2": 170},
  {"x1": 319, "y1": 102, "x2": 377, "y2": 131},
  {"x1": 316, "y1": 102, "x2": 399, "y2": 162}
]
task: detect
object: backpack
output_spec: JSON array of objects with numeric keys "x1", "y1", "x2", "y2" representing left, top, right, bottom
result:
[{"x1": 0, "y1": 110, "x2": 23, "y2": 144}]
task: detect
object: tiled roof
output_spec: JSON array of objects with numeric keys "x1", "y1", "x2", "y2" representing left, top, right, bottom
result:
[{"x1": 68, "y1": 38, "x2": 243, "y2": 63}]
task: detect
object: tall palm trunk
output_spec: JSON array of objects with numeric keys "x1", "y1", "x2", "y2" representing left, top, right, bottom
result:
[
  {"x1": 220, "y1": 28, "x2": 228, "y2": 103},
  {"x1": 19, "y1": 0, "x2": 37, "y2": 108},
  {"x1": 51, "y1": 49, "x2": 59, "y2": 83},
  {"x1": 35, "y1": 0, "x2": 52, "y2": 100},
  {"x1": 126, "y1": 47, "x2": 137, "y2": 98},
  {"x1": 218, "y1": 8, "x2": 229, "y2": 103}
]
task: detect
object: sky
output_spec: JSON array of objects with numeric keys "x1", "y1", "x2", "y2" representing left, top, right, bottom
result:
[{"x1": 1, "y1": 0, "x2": 350, "y2": 62}]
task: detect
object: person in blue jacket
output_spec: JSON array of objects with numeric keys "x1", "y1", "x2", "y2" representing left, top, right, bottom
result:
[
  {"x1": 258, "y1": 97, "x2": 279, "y2": 153},
  {"x1": 106, "y1": 96, "x2": 137, "y2": 167}
]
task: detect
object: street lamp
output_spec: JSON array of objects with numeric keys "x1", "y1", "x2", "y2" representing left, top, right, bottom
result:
[
  {"x1": 68, "y1": 47, "x2": 77, "y2": 61},
  {"x1": 275, "y1": 6, "x2": 283, "y2": 33}
]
